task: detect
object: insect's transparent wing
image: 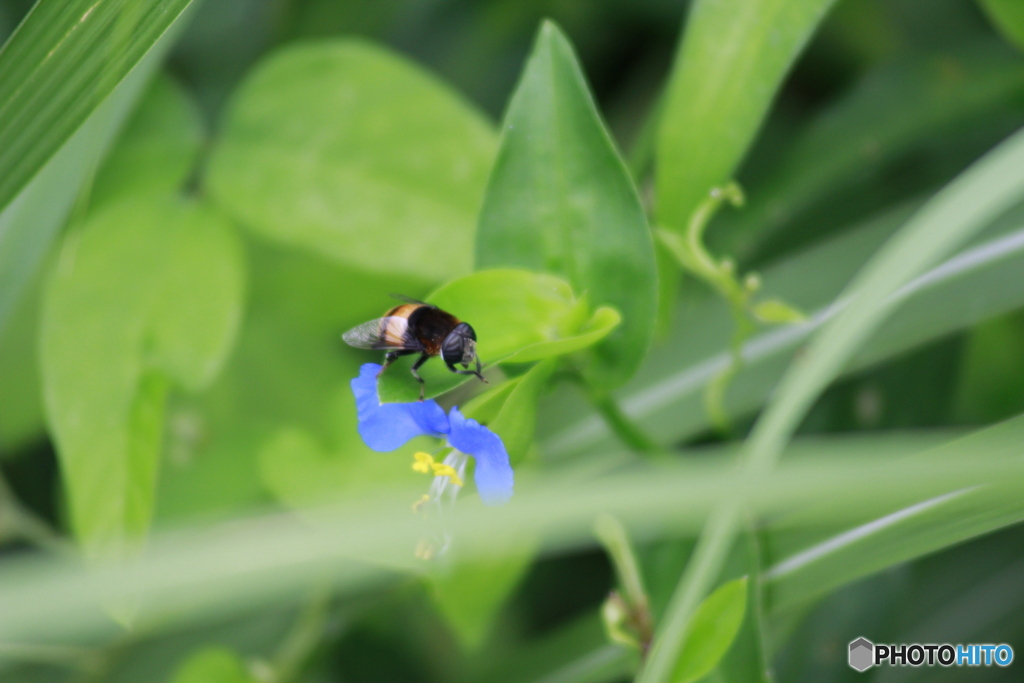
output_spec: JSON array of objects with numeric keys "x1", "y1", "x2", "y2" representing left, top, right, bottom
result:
[
  {"x1": 342, "y1": 317, "x2": 419, "y2": 350},
  {"x1": 389, "y1": 293, "x2": 433, "y2": 307}
]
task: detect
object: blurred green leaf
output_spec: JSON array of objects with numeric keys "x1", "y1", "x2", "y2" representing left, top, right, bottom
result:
[
  {"x1": 430, "y1": 538, "x2": 536, "y2": 649},
  {"x1": 475, "y1": 21, "x2": 657, "y2": 390},
  {"x1": 714, "y1": 528, "x2": 771, "y2": 683},
  {"x1": 158, "y1": 241, "x2": 427, "y2": 525},
  {"x1": 0, "y1": 28, "x2": 188, "y2": 335},
  {"x1": 670, "y1": 577, "x2": 747, "y2": 683},
  {"x1": 258, "y1": 393, "x2": 430, "y2": 510},
  {"x1": 41, "y1": 197, "x2": 245, "y2": 557},
  {"x1": 764, "y1": 413, "x2": 1024, "y2": 612},
  {"x1": 745, "y1": 123, "x2": 1024, "y2": 484},
  {"x1": 3, "y1": 429, "x2": 1024, "y2": 641},
  {"x1": 171, "y1": 647, "x2": 257, "y2": 683},
  {"x1": 0, "y1": 274, "x2": 44, "y2": 456},
  {"x1": 206, "y1": 40, "x2": 496, "y2": 282},
  {"x1": 978, "y1": 0, "x2": 1024, "y2": 51},
  {"x1": 485, "y1": 359, "x2": 556, "y2": 466},
  {"x1": 955, "y1": 310, "x2": 1024, "y2": 422},
  {"x1": 641, "y1": 122, "x2": 1024, "y2": 683},
  {"x1": 378, "y1": 269, "x2": 618, "y2": 402},
  {"x1": 91, "y1": 75, "x2": 204, "y2": 206},
  {"x1": 0, "y1": 0, "x2": 196, "y2": 215},
  {"x1": 728, "y1": 43, "x2": 1024, "y2": 260},
  {"x1": 543, "y1": 198, "x2": 1024, "y2": 455},
  {"x1": 656, "y1": 0, "x2": 837, "y2": 231}
]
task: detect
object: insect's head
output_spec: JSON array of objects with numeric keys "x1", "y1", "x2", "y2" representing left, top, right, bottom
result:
[{"x1": 442, "y1": 322, "x2": 483, "y2": 379}]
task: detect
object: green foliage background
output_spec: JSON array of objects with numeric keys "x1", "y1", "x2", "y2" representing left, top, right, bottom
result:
[{"x1": 1, "y1": 0, "x2": 1024, "y2": 681}]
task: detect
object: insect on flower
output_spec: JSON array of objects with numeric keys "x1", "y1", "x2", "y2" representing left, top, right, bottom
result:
[
  {"x1": 342, "y1": 295, "x2": 486, "y2": 400},
  {"x1": 350, "y1": 363, "x2": 513, "y2": 506}
]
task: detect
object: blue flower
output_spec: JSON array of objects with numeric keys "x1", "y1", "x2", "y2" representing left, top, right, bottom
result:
[
  {"x1": 448, "y1": 407, "x2": 513, "y2": 505},
  {"x1": 350, "y1": 363, "x2": 514, "y2": 505},
  {"x1": 351, "y1": 364, "x2": 448, "y2": 451}
]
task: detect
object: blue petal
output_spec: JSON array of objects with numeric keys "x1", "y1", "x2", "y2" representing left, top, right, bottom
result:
[
  {"x1": 448, "y1": 406, "x2": 513, "y2": 505},
  {"x1": 351, "y1": 364, "x2": 449, "y2": 451}
]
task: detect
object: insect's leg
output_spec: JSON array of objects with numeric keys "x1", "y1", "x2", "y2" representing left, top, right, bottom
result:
[
  {"x1": 411, "y1": 353, "x2": 430, "y2": 400},
  {"x1": 377, "y1": 350, "x2": 402, "y2": 377},
  {"x1": 452, "y1": 367, "x2": 488, "y2": 384}
]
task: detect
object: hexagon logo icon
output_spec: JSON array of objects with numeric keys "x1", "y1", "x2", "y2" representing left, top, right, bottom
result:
[{"x1": 849, "y1": 637, "x2": 874, "y2": 672}]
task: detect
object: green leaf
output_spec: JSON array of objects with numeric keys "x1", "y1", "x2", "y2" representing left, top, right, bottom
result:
[
  {"x1": 954, "y1": 311, "x2": 1024, "y2": 422},
  {"x1": 0, "y1": 274, "x2": 44, "y2": 455},
  {"x1": 0, "y1": 0, "x2": 196, "y2": 215},
  {"x1": 41, "y1": 196, "x2": 245, "y2": 557},
  {"x1": 656, "y1": 0, "x2": 838, "y2": 231},
  {"x1": 429, "y1": 538, "x2": 536, "y2": 649},
  {"x1": 670, "y1": 578, "x2": 748, "y2": 683},
  {"x1": 158, "y1": 242, "x2": 428, "y2": 524},
  {"x1": 543, "y1": 198, "x2": 1024, "y2": 455},
  {"x1": 171, "y1": 647, "x2": 257, "y2": 683},
  {"x1": 642, "y1": 123, "x2": 1024, "y2": 683},
  {"x1": 377, "y1": 269, "x2": 619, "y2": 403},
  {"x1": 90, "y1": 74, "x2": 204, "y2": 206},
  {"x1": 4, "y1": 430, "x2": 1024, "y2": 641},
  {"x1": 258, "y1": 392, "x2": 430, "y2": 511},
  {"x1": 725, "y1": 43, "x2": 1024, "y2": 260},
  {"x1": 206, "y1": 40, "x2": 496, "y2": 282},
  {"x1": 475, "y1": 21, "x2": 657, "y2": 390},
  {"x1": 425, "y1": 359, "x2": 552, "y2": 647},
  {"x1": 763, "y1": 415, "x2": 1024, "y2": 612},
  {"x1": 479, "y1": 359, "x2": 556, "y2": 466},
  {"x1": 0, "y1": 24, "x2": 188, "y2": 335},
  {"x1": 978, "y1": 0, "x2": 1024, "y2": 51}
]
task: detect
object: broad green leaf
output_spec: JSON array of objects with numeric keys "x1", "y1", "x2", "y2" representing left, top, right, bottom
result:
[
  {"x1": 670, "y1": 578, "x2": 747, "y2": 683},
  {"x1": 475, "y1": 21, "x2": 657, "y2": 390},
  {"x1": 258, "y1": 390, "x2": 430, "y2": 511},
  {"x1": 91, "y1": 75, "x2": 204, "y2": 206},
  {"x1": 157, "y1": 243, "x2": 426, "y2": 524},
  {"x1": 0, "y1": 29, "x2": 188, "y2": 335},
  {"x1": 206, "y1": 40, "x2": 496, "y2": 282},
  {"x1": 171, "y1": 647, "x2": 257, "y2": 683},
  {"x1": 656, "y1": 0, "x2": 838, "y2": 232},
  {"x1": 0, "y1": 0, "x2": 196, "y2": 214},
  {"x1": 978, "y1": 0, "x2": 1024, "y2": 51},
  {"x1": 41, "y1": 196, "x2": 244, "y2": 557},
  {"x1": 4, "y1": 430, "x2": 1024, "y2": 641},
  {"x1": 542, "y1": 198, "x2": 1024, "y2": 455},
  {"x1": 377, "y1": 269, "x2": 619, "y2": 402}
]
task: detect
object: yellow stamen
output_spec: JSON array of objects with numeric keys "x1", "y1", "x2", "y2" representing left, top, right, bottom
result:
[
  {"x1": 411, "y1": 494, "x2": 430, "y2": 515},
  {"x1": 415, "y1": 538, "x2": 435, "y2": 560},
  {"x1": 430, "y1": 462, "x2": 463, "y2": 487},
  {"x1": 412, "y1": 451, "x2": 434, "y2": 474}
]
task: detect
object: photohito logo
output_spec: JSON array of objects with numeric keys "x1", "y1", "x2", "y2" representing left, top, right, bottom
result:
[{"x1": 848, "y1": 637, "x2": 1013, "y2": 672}]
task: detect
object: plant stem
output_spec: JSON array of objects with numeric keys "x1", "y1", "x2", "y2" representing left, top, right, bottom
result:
[
  {"x1": 257, "y1": 587, "x2": 334, "y2": 683},
  {"x1": 590, "y1": 392, "x2": 663, "y2": 455},
  {"x1": 595, "y1": 515, "x2": 654, "y2": 653}
]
